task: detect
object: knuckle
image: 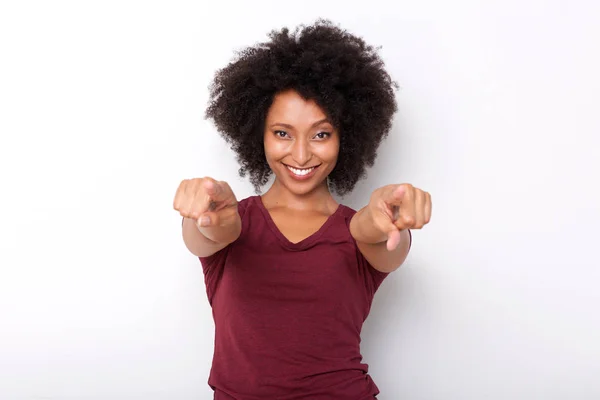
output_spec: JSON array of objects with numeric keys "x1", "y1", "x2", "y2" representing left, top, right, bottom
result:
[
  {"x1": 193, "y1": 177, "x2": 206, "y2": 187},
  {"x1": 374, "y1": 219, "x2": 389, "y2": 232}
]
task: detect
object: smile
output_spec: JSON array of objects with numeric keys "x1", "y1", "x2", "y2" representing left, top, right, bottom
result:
[{"x1": 283, "y1": 163, "x2": 321, "y2": 179}]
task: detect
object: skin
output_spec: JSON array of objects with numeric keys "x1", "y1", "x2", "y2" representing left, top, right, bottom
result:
[
  {"x1": 173, "y1": 89, "x2": 432, "y2": 271},
  {"x1": 260, "y1": 89, "x2": 340, "y2": 244}
]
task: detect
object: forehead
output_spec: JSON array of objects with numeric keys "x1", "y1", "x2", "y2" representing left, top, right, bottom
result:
[{"x1": 267, "y1": 90, "x2": 328, "y2": 123}]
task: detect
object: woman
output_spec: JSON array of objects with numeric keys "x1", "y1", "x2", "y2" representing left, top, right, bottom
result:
[{"x1": 173, "y1": 20, "x2": 432, "y2": 399}]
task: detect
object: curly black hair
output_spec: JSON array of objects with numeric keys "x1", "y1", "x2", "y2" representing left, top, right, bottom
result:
[{"x1": 205, "y1": 19, "x2": 398, "y2": 196}]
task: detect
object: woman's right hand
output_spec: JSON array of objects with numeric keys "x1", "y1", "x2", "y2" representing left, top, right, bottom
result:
[{"x1": 173, "y1": 177, "x2": 240, "y2": 232}]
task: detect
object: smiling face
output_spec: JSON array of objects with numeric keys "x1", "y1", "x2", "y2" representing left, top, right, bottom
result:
[{"x1": 263, "y1": 89, "x2": 340, "y2": 196}]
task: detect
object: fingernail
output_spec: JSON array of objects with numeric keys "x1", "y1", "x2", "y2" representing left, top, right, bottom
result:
[{"x1": 199, "y1": 216, "x2": 210, "y2": 227}]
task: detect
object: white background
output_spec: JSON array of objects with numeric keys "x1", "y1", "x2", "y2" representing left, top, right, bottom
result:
[{"x1": 1, "y1": 0, "x2": 599, "y2": 399}]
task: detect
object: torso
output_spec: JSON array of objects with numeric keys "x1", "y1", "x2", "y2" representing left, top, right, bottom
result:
[
  {"x1": 266, "y1": 207, "x2": 333, "y2": 243},
  {"x1": 199, "y1": 196, "x2": 388, "y2": 399},
  {"x1": 260, "y1": 191, "x2": 339, "y2": 244}
]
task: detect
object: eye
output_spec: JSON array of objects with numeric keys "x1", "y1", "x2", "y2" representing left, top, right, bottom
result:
[
  {"x1": 314, "y1": 132, "x2": 331, "y2": 139},
  {"x1": 274, "y1": 130, "x2": 289, "y2": 138}
]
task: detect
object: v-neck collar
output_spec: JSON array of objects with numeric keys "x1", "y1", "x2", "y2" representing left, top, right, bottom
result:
[{"x1": 254, "y1": 195, "x2": 342, "y2": 251}]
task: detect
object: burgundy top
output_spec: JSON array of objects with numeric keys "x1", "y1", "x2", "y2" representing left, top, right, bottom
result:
[{"x1": 199, "y1": 196, "x2": 397, "y2": 399}]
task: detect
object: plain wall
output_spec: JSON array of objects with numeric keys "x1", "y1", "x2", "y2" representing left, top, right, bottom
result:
[{"x1": 1, "y1": 0, "x2": 599, "y2": 399}]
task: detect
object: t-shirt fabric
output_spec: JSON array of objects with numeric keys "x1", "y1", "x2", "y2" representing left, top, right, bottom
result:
[{"x1": 198, "y1": 195, "x2": 396, "y2": 399}]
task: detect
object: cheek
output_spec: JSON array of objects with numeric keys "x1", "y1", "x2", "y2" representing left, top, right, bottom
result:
[
  {"x1": 316, "y1": 142, "x2": 340, "y2": 163},
  {"x1": 263, "y1": 135, "x2": 275, "y2": 159},
  {"x1": 263, "y1": 135, "x2": 286, "y2": 163}
]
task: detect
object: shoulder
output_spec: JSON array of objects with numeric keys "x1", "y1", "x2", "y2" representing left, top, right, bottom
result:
[
  {"x1": 236, "y1": 195, "x2": 259, "y2": 217},
  {"x1": 336, "y1": 203, "x2": 359, "y2": 227},
  {"x1": 198, "y1": 196, "x2": 258, "y2": 268},
  {"x1": 334, "y1": 203, "x2": 390, "y2": 293}
]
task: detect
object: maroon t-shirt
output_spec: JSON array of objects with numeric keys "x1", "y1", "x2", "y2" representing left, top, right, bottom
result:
[{"x1": 199, "y1": 196, "x2": 394, "y2": 399}]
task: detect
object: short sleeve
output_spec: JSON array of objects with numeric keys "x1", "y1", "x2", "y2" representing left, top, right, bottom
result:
[
  {"x1": 195, "y1": 197, "x2": 252, "y2": 303},
  {"x1": 198, "y1": 196, "x2": 251, "y2": 269},
  {"x1": 356, "y1": 251, "x2": 387, "y2": 298},
  {"x1": 357, "y1": 230, "x2": 412, "y2": 295},
  {"x1": 340, "y1": 205, "x2": 412, "y2": 297},
  {"x1": 338, "y1": 206, "x2": 386, "y2": 297}
]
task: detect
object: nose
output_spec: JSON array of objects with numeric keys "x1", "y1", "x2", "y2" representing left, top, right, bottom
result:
[{"x1": 291, "y1": 137, "x2": 312, "y2": 166}]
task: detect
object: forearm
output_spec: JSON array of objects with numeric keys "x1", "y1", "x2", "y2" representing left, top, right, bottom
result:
[
  {"x1": 350, "y1": 207, "x2": 411, "y2": 272},
  {"x1": 182, "y1": 217, "x2": 241, "y2": 258},
  {"x1": 349, "y1": 207, "x2": 388, "y2": 244}
]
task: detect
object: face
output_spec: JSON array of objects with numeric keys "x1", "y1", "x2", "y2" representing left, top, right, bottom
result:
[{"x1": 263, "y1": 89, "x2": 340, "y2": 196}]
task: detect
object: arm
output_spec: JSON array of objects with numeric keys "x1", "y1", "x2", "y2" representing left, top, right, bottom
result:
[
  {"x1": 174, "y1": 178, "x2": 241, "y2": 258},
  {"x1": 349, "y1": 184, "x2": 431, "y2": 273},
  {"x1": 349, "y1": 206, "x2": 411, "y2": 273},
  {"x1": 182, "y1": 213, "x2": 241, "y2": 258}
]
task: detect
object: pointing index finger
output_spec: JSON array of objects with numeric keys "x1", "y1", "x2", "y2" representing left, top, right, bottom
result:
[
  {"x1": 203, "y1": 179, "x2": 221, "y2": 198},
  {"x1": 384, "y1": 185, "x2": 407, "y2": 206},
  {"x1": 203, "y1": 179, "x2": 233, "y2": 206}
]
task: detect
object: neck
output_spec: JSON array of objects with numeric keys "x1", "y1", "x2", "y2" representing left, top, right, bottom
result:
[{"x1": 262, "y1": 178, "x2": 337, "y2": 213}]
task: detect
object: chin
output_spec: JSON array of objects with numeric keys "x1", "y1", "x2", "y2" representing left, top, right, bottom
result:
[
  {"x1": 290, "y1": 183, "x2": 325, "y2": 196},
  {"x1": 276, "y1": 170, "x2": 330, "y2": 196}
]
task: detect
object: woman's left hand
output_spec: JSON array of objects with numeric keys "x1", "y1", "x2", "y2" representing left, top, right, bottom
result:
[{"x1": 367, "y1": 183, "x2": 432, "y2": 251}]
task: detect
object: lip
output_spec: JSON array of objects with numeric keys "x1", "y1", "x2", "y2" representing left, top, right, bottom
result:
[{"x1": 283, "y1": 163, "x2": 321, "y2": 181}]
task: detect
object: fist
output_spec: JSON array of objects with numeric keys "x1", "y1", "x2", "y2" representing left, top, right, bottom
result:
[
  {"x1": 368, "y1": 183, "x2": 432, "y2": 251},
  {"x1": 173, "y1": 177, "x2": 239, "y2": 229}
]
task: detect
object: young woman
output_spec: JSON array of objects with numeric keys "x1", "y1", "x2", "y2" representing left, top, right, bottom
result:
[{"x1": 173, "y1": 20, "x2": 432, "y2": 400}]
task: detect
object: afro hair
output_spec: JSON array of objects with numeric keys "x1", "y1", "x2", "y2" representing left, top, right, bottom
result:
[{"x1": 205, "y1": 19, "x2": 398, "y2": 195}]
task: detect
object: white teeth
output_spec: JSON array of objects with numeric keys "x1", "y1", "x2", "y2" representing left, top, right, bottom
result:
[{"x1": 287, "y1": 166, "x2": 314, "y2": 176}]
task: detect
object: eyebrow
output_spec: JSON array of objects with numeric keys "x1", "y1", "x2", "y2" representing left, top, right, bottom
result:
[{"x1": 270, "y1": 118, "x2": 332, "y2": 130}]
